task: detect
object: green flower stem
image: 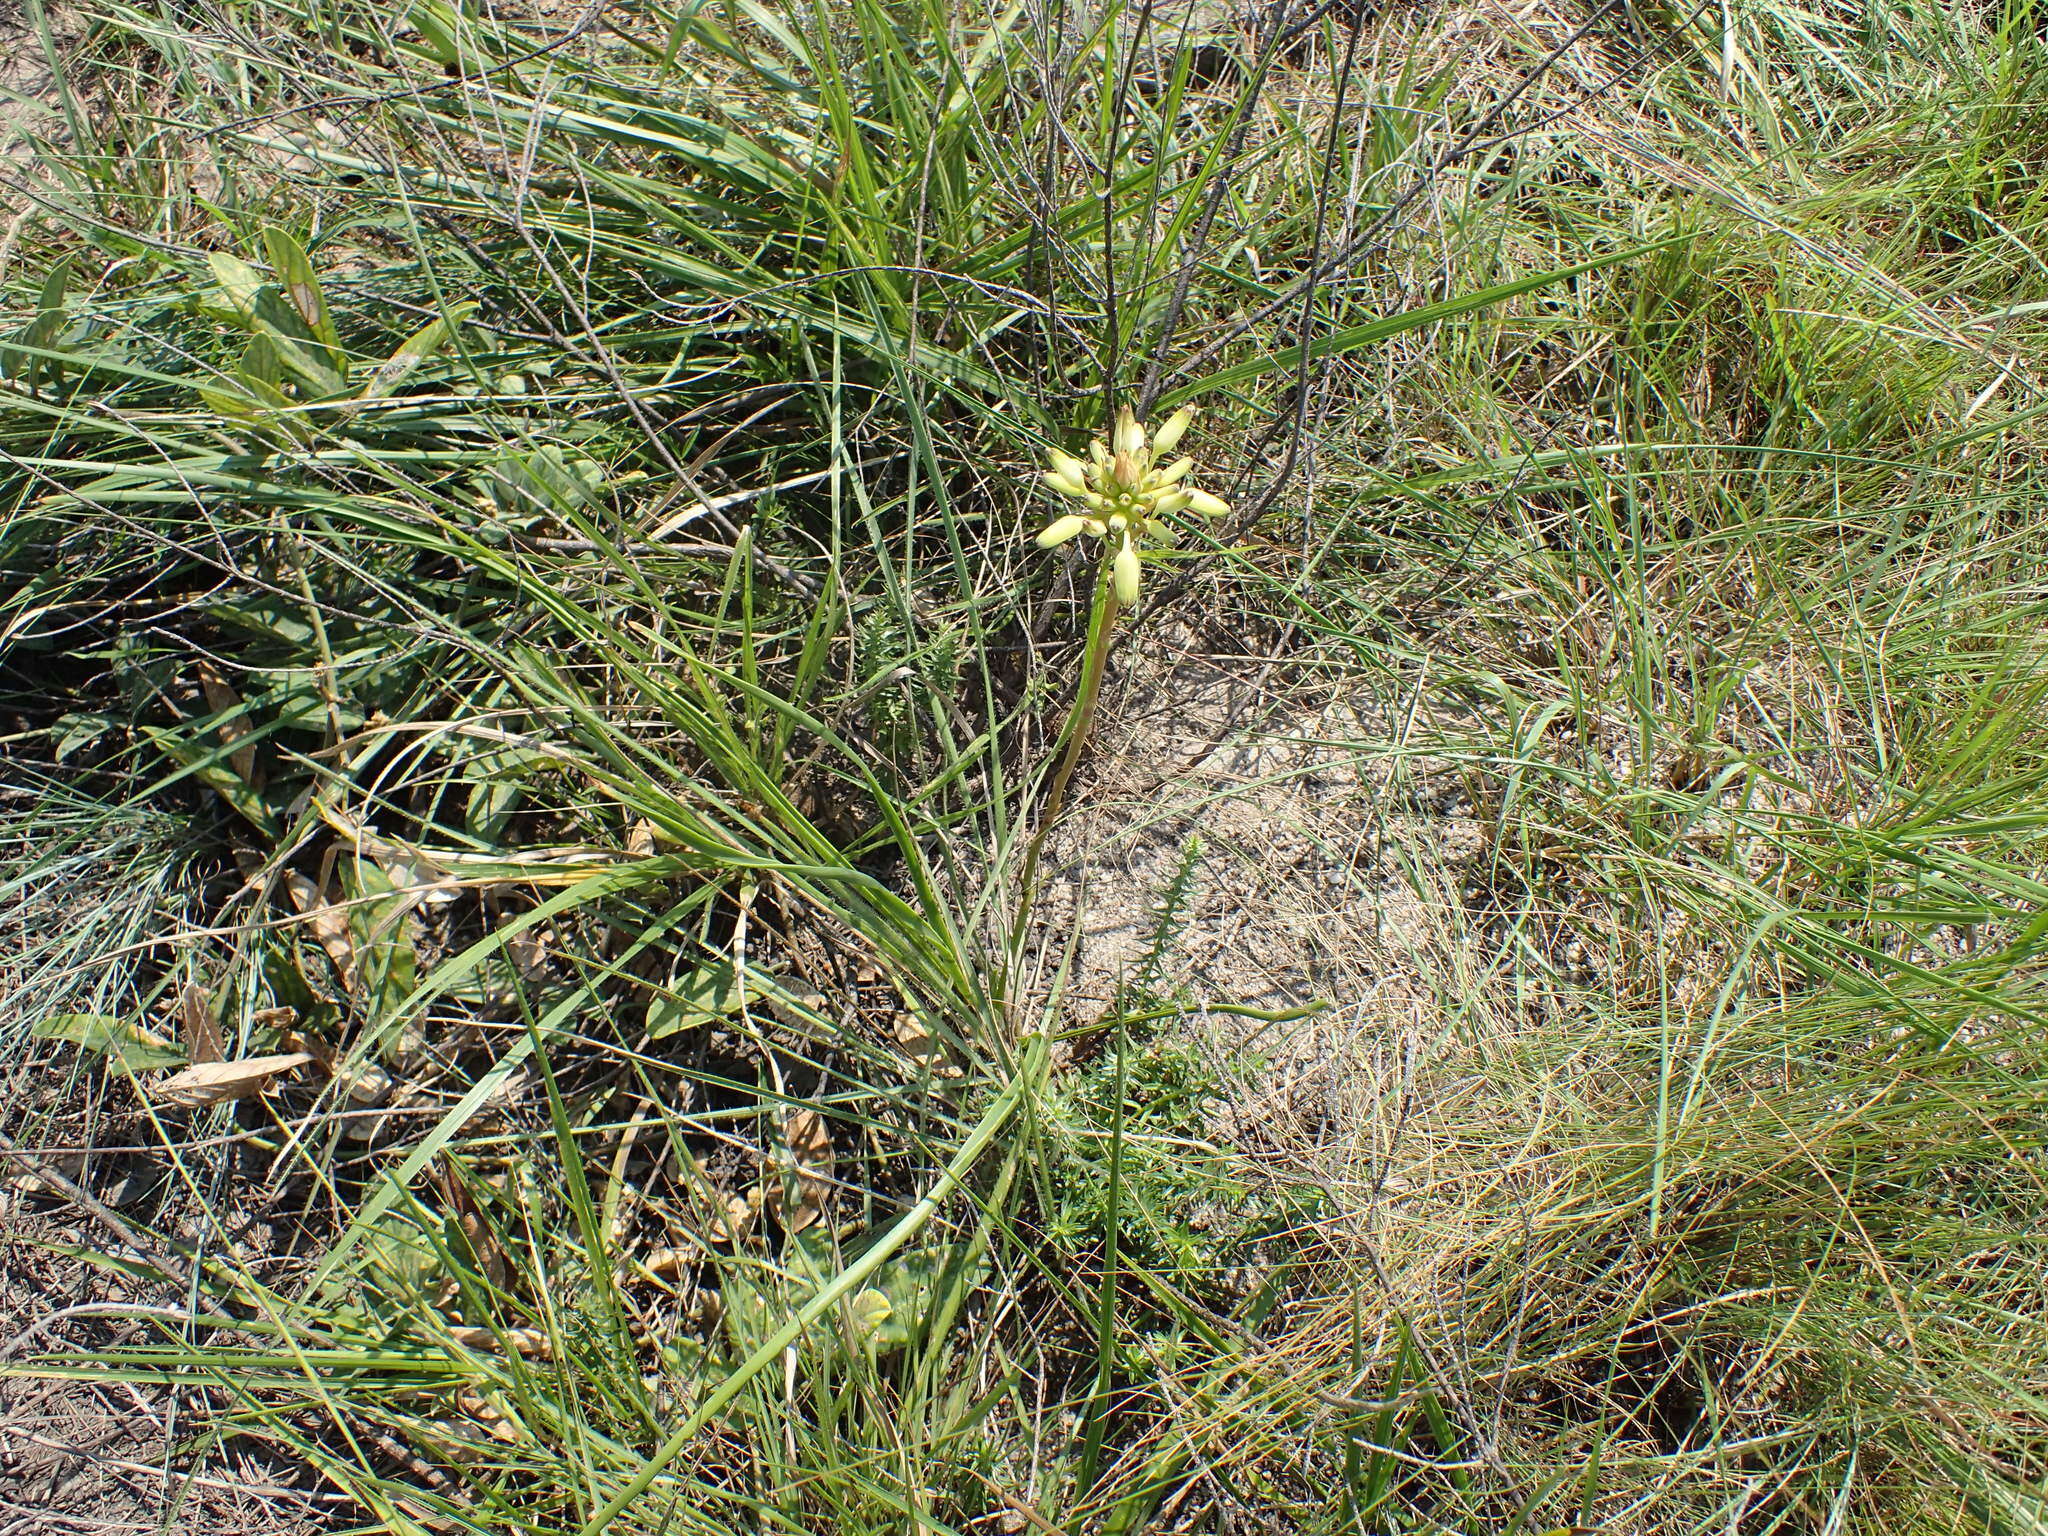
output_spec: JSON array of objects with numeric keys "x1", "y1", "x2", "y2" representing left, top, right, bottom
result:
[{"x1": 1007, "y1": 557, "x2": 1121, "y2": 978}]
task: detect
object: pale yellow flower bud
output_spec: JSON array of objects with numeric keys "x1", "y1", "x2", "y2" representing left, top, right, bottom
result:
[
  {"x1": 1113, "y1": 407, "x2": 1145, "y2": 457},
  {"x1": 1112, "y1": 535, "x2": 1141, "y2": 605},
  {"x1": 1185, "y1": 487, "x2": 1230, "y2": 518},
  {"x1": 1150, "y1": 406, "x2": 1194, "y2": 456},
  {"x1": 1048, "y1": 447, "x2": 1090, "y2": 485},
  {"x1": 1044, "y1": 468, "x2": 1088, "y2": 497},
  {"x1": 1149, "y1": 488, "x2": 1193, "y2": 516},
  {"x1": 1037, "y1": 513, "x2": 1092, "y2": 547},
  {"x1": 1151, "y1": 456, "x2": 1193, "y2": 487}
]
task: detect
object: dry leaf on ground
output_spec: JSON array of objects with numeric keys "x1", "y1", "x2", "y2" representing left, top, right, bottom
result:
[
  {"x1": 446, "y1": 1325, "x2": 550, "y2": 1357},
  {"x1": 776, "y1": 1108, "x2": 835, "y2": 1234},
  {"x1": 504, "y1": 925, "x2": 553, "y2": 981},
  {"x1": 892, "y1": 1011, "x2": 961, "y2": 1077},
  {"x1": 197, "y1": 658, "x2": 259, "y2": 784},
  {"x1": 456, "y1": 1391, "x2": 521, "y2": 1443},
  {"x1": 285, "y1": 870, "x2": 357, "y2": 994},
  {"x1": 642, "y1": 1246, "x2": 691, "y2": 1277},
  {"x1": 152, "y1": 1052, "x2": 313, "y2": 1107},
  {"x1": 180, "y1": 981, "x2": 225, "y2": 1065},
  {"x1": 705, "y1": 1188, "x2": 759, "y2": 1244}
]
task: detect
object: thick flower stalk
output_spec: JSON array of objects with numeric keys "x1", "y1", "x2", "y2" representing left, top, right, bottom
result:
[
  {"x1": 1006, "y1": 405, "x2": 1229, "y2": 997},
  {"x1": 1036, "y1": 405, "x2": 1229, "y2": 607}
]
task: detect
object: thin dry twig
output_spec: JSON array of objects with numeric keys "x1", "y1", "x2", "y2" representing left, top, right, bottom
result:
[{"x1": 0, "y1": 1131, "x2": 192, "y2": 1291}]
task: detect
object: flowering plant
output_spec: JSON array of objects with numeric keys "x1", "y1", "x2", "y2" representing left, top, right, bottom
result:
[
  {"x1": 1036, "y1": 405, "x2": 1229, "y2": 607},
  {"x1": 1006, "y1": 403, "x2": 1230, "y2": 988}
]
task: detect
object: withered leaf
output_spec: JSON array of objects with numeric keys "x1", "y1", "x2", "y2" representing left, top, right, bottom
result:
[
  {"x1": 779, "y1": 1109, "x2": 834, "y2": 1234},
  {"x1": 892, "y1": 1011, "x2": 937, "y2": 1061},
  {"x1": 504, "y1": 926, "x2": 553, "y2": 981},
  {"x1": 197, "y1": 658, "x2": 259, "y2": 785},
  {"x1": 455, "y1": 1390, "x2": 521, "y2": 1444},
  {"x1": 762, "y1": 982, "x2": 829, "y2": 1031},
  {"x1": 706, "y1": 1189, "x2": 758, "y2": 1245},
  {"x1": 361, "y1": 832, "x2": 459, "y2": 906},
  {"x1": 892, "y1": 1011, "x2": 961, "y2": 1078},
  {"x1": 153, "y1": 1052, "x2": 312, "y2": 1107},
  {"x1": 446, "y1": 1325, "x2": 550, "y2": 1358},
  {"x1": 784, "y1": 1108, "x2": 832, "y2": 1167},
  {"x1": 337, "y1": 1059, "x2": 397, "y2": 1107},
  {"x1": 180, "y1": 981, "x2": 225, "y2": 1066},
  {"x1": 642, "y1": 1246, "x2": 691, "y2": 1278},
  {"x1": 284, "y1": 870, "x2": 357, "y2": 994}
]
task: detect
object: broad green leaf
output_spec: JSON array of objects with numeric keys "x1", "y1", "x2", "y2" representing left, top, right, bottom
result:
[
  {"x1": 239, "y1": 332, "x2": 283, "y2": 391},
  {"x1": 465, "y1": 774, "x2": 522, "y2": 843},
  {"x1": 33, "y1": 1013, "x2": 188, "y2": 1071},
  {"x1": 207, "y1": 251, "x2": 267, "y2": 320},
  {"x1": 248, "y1": 289, "x2": 346, "y2": 394},
  {"x1": 863, "y1": 1245, "x2": 976, "y2": 1352},
  {"x1": 139, "y1": 724, "x2": 282, "y2": 837},
  {"x1": 343, "y1": 860, "x2": 421, "y2": 1040},
  {"x1": 643, "y1": 959, "x2": 769, "y2": 1039},
  {"x1": 205, "y1": 595, "x2": 317, "y2": 647},
  {"x1": 485, "y1": 447, "x2": 606, "y2": 519},
  {"x1": 358, "y1": 1207, "x2": 441, "y2": 1302},
  {"x1": 408, "y1": 0, "x2": 465, "y2": 66},
  {"x1": 207, "y1": 247, "x2": 346, "y2": 394},
  {"x1": 847, "y1": 1287, "x2": 892, "y2": 1338},
  {"x1": 36, "y1": 253, "x2": 73, "y2": 312},
  {"x1": 51, "y1": 710, "x2": 117, "y2": 760},
  {"x1": 0, "y1": 254, "x2": 74, "y2": 384},
  {"x1": 261, "y1": 227, "x2": 340, "y2": 346},
  {"x1": 363, "y1": 301, "x2": 478, "y2": 398}
]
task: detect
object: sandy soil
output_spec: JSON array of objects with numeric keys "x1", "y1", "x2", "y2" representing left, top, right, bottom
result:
[{"x1": 1033, "y1": 618, "x2": 1489, "y2": 1147}]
